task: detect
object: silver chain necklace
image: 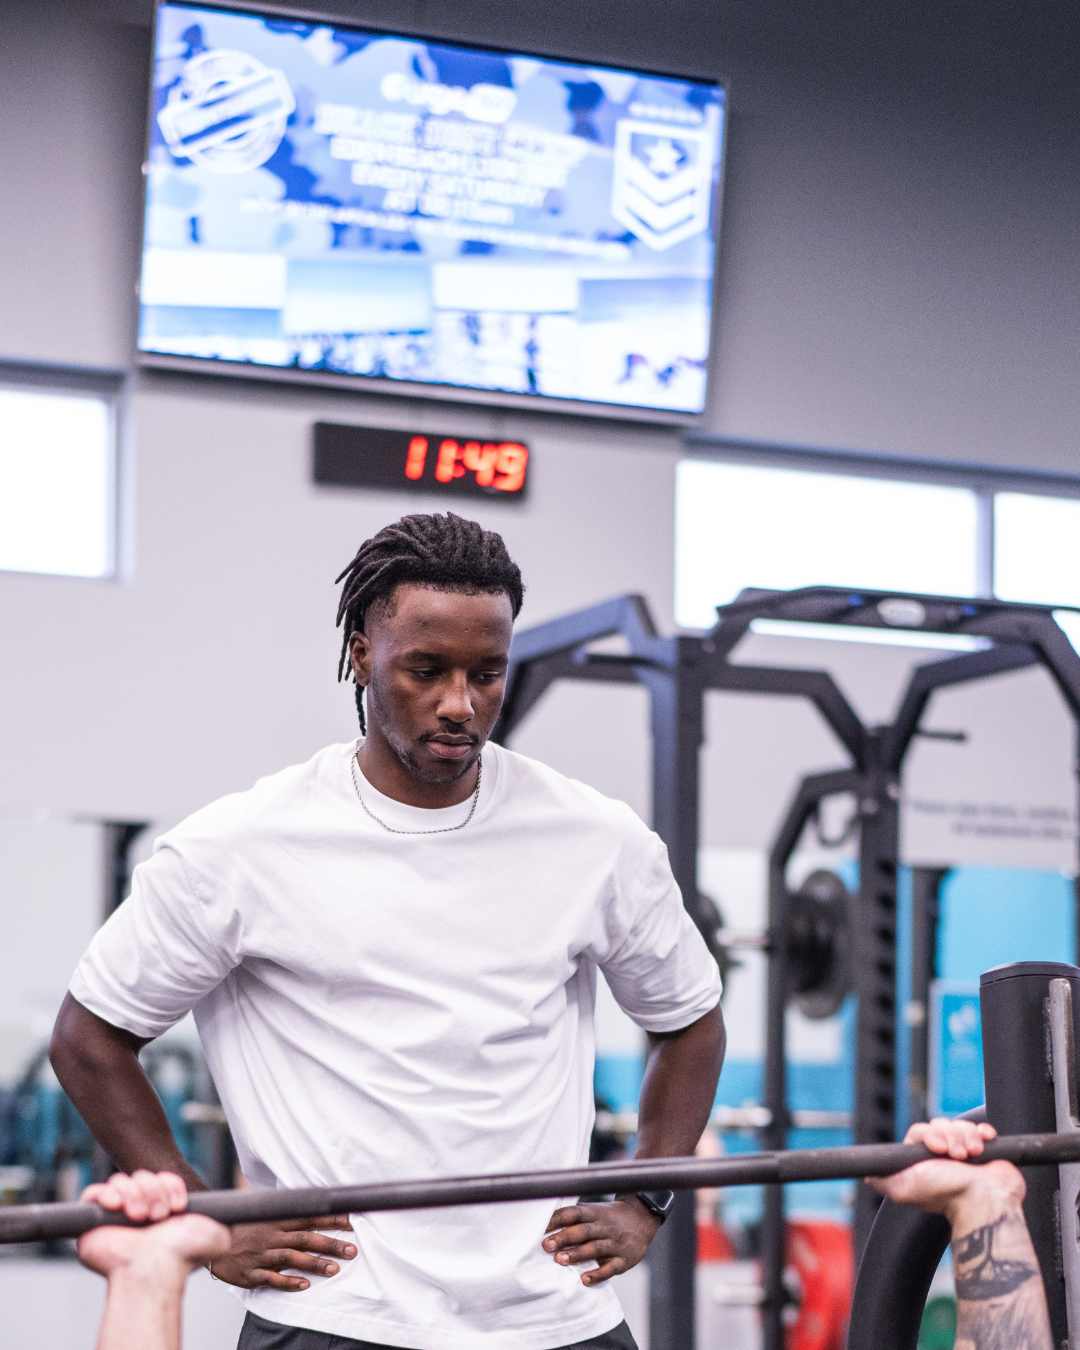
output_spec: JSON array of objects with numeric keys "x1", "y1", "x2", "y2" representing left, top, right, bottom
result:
[{"x1": 350, "y1": 752, "x2": 482, "y2": 835}]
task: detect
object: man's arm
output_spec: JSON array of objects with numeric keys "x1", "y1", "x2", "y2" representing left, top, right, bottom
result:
[
  {"x1": 51, "y1": 995, "x2": 204, "y2": 1191},
  {"x1": 871, "y1": 1118, "x2": 1053, "y2": 1350},
  {"x1": 632, "y1": 1003, "x2": 728, "y2": 1157},
  {"x1": 51, "y1": 993, "x2": 358, "y2": 1292},
  {"x1": 543, "y1": 1003, "x2": 726, "y2": 1285}
]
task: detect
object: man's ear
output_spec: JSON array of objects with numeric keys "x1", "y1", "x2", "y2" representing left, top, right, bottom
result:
[{"x1": 348, "y1": 631, "x2": 372, "y2": 688}]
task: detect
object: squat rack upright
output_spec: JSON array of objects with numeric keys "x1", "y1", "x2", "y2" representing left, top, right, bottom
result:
[{"x1": 492, "y1": 584, "x2": 1080, "y2": 1350}]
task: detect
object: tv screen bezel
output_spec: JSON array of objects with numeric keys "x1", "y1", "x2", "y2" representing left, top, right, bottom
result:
[{"x1": 137, "y1": 0, "x2": 729, "y2": 425}]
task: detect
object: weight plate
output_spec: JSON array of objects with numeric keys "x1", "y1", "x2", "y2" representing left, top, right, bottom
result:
[{"x1": 787, "y1": 870, "x2": 852, "y2": 1021}]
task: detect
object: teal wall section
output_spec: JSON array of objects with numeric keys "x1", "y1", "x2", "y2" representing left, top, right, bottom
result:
[
  {"x1": 926, "y1": 865, "x2": 1076, "y2": 1117},
  {"x1": 938, "y1": 866, "x2": 1075, "y2": 980},
  {"x1": 594, "y1": 1054, "x2": 645, "y2": 1114}
]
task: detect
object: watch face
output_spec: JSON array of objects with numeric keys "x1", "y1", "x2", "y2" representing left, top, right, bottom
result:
[{"x1": 638, "y1": 1189, "x2": 675, "y2": 1217}]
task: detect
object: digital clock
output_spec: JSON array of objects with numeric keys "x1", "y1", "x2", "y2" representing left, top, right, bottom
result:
[{"x1": 313, "y1": 423, "x2": 529, "y2": 500}]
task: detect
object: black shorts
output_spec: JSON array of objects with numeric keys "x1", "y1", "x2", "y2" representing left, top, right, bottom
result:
[{"x1": 237, "y1": 1310, "x2": 639, "y2": 1350}]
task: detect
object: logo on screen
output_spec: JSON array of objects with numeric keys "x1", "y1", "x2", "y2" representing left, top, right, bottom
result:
[
  {"x1": 379, "y1": 72, "x2": 517, "y2": 124},
  {"x1": 158, "y1": 50, "x2": 296, "y2": 174},
  {"x1": 611, "y1": 119, "x2": 714, "y2": 251}
]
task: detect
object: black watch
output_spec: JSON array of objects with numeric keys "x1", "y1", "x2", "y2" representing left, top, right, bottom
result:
[{"x1": 634, "y1": 1190, "x2": 675, "y2": 1223}]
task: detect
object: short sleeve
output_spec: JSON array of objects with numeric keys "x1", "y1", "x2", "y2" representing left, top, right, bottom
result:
[
  {"x1": 69, "y1": 843, "x2": 237, "y2": 1039},
  {"x1": 594, "y1": 833, "x2": 722, "y2": 1033}
]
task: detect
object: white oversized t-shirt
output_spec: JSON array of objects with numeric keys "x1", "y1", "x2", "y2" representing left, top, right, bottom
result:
[{"x1": 70, "y1": 741, "x2": 722, "y2": 1350}]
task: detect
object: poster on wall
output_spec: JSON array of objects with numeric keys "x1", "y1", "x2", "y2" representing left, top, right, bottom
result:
[
  {"x1": 902, "y1": 665, "x2": 1078, "y2": 873},
  {"x1": 139, "y1": 3, "x2": 727, "y2": 415}
]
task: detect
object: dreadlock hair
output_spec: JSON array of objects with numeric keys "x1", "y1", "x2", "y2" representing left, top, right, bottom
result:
[{"x1": 335, "y1": 513, "x2": 525, "y2": 733}]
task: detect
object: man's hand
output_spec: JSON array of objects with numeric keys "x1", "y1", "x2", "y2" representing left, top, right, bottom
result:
[
  {"x1": 77, "y1": 1170, "x2": 230, "y2": 1280},
  {"x1": 542, "y1": 1197, "x2": 661, "y2": 1286},
  {"x1": 541, "y1": 1006, "x2": 724, "y2": 1288},
  {"x1": 869, "y1": 1117, "x2": 1019, "y2": 1218},
  {"x1": 209, "y1": 1214, "x2": 357, "y2": 1291}
]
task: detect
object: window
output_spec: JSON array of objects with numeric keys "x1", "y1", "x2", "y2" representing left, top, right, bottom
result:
[
  {"x1": 0, "y1": 386, "x2": 115, "y2": 578},
  {"x1": 675, "y1": 460, "x2": 980, "y2": 630},
  {"x1": 994, "y1": 493, "x2": 1080, "y2": 608},
  {"x1": 993, "y1": 490, "x2": 1080, "y2": 655}
]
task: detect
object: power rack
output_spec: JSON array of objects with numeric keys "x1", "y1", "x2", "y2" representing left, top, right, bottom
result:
[{"x1": 492, "y1": 585, "x2": 1080, "y2": 1350}]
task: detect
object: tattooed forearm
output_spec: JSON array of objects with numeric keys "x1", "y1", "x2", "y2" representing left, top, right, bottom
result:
[
  {"x1": 953, "y1": 1216, "x2": 1038, "y2": 1300},
  {"x1": 951, "y1": 1210, "x2": 1052, "y2": 1350},
  {"x1": 953, "y1": 1294, "x2": 1053, "y2": 1350}
]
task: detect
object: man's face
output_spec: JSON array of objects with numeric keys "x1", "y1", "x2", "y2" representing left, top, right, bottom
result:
[{"x1": 349, "y1": 584, "x2": 514, "y2": 785}]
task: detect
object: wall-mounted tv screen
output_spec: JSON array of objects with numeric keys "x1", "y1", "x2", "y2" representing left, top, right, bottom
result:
[{"x1": 139, "y1": 3, "x2": 726, "y2": 416}]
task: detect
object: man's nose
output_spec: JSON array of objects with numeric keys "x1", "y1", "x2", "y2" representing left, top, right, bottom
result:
[{"x1": 438, "y1": 674, "x2": 474, "y2": 723}]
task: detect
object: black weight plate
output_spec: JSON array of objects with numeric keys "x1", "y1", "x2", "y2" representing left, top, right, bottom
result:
[{"x1": 787, "y1": 869, "x2": 852, "y2": 1020}]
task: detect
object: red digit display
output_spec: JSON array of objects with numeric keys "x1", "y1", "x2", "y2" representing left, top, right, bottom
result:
[
  {"x1": 462, "y1": 441, "x2": 499, "y2": 486},
  {"x1": 314, "y1": 423, "x2": 529, "y2": 501},
  {"x1": 404, "y1": 437, "x2": 428, "y2": 480},
  {"x1": 493, "y1": 443, "x2": 528, "y2": 493},
  {"x1": 435, "y1": 439, "x2": 466, "y2": 482}
]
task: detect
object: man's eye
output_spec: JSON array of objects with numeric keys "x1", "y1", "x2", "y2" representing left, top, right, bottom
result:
[
  {"x1": 412, "y1": 669, "x2": 440, "y2": 679},
  {"x1": 475, "y1": 671, "x2": 503, "y2": 683}
]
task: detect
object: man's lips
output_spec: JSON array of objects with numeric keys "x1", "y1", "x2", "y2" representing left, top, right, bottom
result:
[{"x1": 424, "y1": 738, "x2": 476, "y2": 761}]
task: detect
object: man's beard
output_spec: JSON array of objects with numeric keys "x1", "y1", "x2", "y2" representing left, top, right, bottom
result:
[{"x1": 367, "y1": 678, "x2": 481, "y2": 784}]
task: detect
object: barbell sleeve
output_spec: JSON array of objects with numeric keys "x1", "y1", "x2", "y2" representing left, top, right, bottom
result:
[{"x1": 4, "y1": 1130, "x2": 1080, "y2": 1246}]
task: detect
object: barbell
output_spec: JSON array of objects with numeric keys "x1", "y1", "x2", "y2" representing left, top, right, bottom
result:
[{"x1": 3, "y1": 1130, "x2": 1079, "y2": 1245}]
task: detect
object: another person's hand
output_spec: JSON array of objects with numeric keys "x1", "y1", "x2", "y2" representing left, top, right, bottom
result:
[
  {"x1": 871, "y1": 1118, "x2": 1052, "y2": 1349},
  {"x1": 869, "y1": 1117, "x2": 1024, "y2": 1219},
  {"x1": 209, "y1": 1215, "x2": 357, "y2": 1291},
  {"x1": 77, "y1": 1171, "x2": 230, "y2": 1279},
  {"x1": 542, "y1": 1197, "x2": 662, "y2": 1285}
]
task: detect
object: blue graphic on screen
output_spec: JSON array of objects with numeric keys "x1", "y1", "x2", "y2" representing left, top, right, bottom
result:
[{"x1": 139, "y1": 4, "x2": 725, "y2": 412}]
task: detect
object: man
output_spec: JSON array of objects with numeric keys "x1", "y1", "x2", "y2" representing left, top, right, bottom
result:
[
  {"x1": 872, "y1": 1117, "x2": 1052, "y2": 1350},
  {"x1": 51, "y1": 512, "x2": 726, "y2": 1350}
]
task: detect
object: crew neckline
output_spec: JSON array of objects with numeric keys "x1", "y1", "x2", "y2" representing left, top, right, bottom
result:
[{"x1": 347, "y1": 740, "x2": 497, "y2": 833}]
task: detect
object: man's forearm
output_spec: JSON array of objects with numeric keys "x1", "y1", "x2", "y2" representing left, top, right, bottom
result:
[
  {"x1": 633, "y1": 1004, "x2": 726, "y2": 1158},
  {"x1": 50, "y1": 994, "x2": 206, "y2": 1192},
  {"x1": 949, "y1": 1187, "x2": 1052, "y2": 1350}
]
